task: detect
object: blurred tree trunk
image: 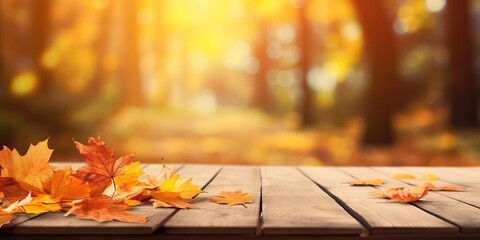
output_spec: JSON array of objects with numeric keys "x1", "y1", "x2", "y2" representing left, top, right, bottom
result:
[
  {"x1": 298, "y1": 2, "x2": 315, "y2": 127},
  {"x1": 251, "y1": 20, "x2": 271, "y2": 111},
  {"x1": 31, "y1": 0, "x2": 52, "y2": 92},
  {"x1": 91, "y1": 1, "x2": 114, "y2": 96},
  {"x1": 0, "y1": 1, "x2": 7, "y2": 105},
  {"x1": 446, "y1": 0, "x2": 478, "y2": 128},
  {"x1": 118, "y1": 0, "x2": 144, "y2": 108},
  {"x1": 352, "y1": 0, "x2": 397, "y2": 145}
]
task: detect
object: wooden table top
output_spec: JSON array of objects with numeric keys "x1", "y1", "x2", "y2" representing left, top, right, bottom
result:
[{"x1": 1, "y1": 164, "x2": 479, "y2": 240}]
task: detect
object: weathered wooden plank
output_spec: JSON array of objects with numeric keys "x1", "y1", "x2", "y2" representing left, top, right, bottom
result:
[
  {"x1": 346, "y1": 167, "x2": 480, "y2": 234},
  {"x1": 163, "y1": 166, "x2": 261, "y2": 234},
  {"x1": 1, "y1": 164, "x2": 220, "y2": 235},
  {"x1": 409, "y1": 167, "x2": 480, "y2": 189},
  {"x1": 261, "y1": 167, "x2": 363, "y2": 235},
  {"x1": 382, "y1": 167, "x2": 480, "y2": 209},
  {"x1": 438, "y1": 167, "x2": 479, "y2": 179},
  {"x1": 300, "y1": 167, "x2": 457, "y2": 235}
]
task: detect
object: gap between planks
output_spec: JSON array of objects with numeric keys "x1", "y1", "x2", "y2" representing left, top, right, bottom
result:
[
  {"x1": 260, "y1": 166, "x2": 363, "y2": 236},
  {"x1": 346, "y1": 167, "x2": 480, "y2": 234},
  {"x1": 162, "y1": 166, "x2": 261, "y2": 235},
  {"x1": 299, "y1": 167, "x2": 457, "y2": 236}
]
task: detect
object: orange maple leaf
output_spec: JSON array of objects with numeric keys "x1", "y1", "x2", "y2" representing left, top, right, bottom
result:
[
  {"x1": 420, "y1": 182, "x2": 465, "y2": 191},
  {"x1": 209, "y1": 190, "x2": 253, "y2": 207},
  {"x1": 150, "y1": 192, "x2": 196, "y2": 209},
  {"x1": 64, "y1": 196, "x2": 146, "y2": 223},
  {"x1": 0, "y1": 140, "x2": 55, "y2": 194},
  {"x1": 0, "y1": 209, "x2": 15, "y2": 228},
  {"x1": 370, "y1": 186, "x2": 428, "y2": 203},
  {"x1": 72, "y1": 137, "x2": 135, "y2": 196},
  {"x1": 0, "y1": 177, "x2": 29, "y2": 202},
  {"x1": 349, "y1": 179, "x2": 384, "y2": 186},
  {"x1": 390, "y1": 186, "x2": 428, "y2": 203},
  {"x1": 44, "y1": 166, "x2": 91, "y2": 201}
]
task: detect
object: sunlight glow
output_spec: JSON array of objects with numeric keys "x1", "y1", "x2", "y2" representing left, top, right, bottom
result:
[
  {"x1": 425, "y1": 0, "x2": 446, "y2": 13},
  {"x1": 11, "y1": 71, "x2": 38, "y2": 96},
  {"x1": 307, "y1": 67, "x2": 337, "y2": 92}
]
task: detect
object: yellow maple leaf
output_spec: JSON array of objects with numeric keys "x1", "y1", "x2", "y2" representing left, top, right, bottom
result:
[
  {"x1": 22, "y1": 194, "x2": 62, "y2": 214},
  {"x1": 113, "y1": 161, "x2": 145, "y2": 189},
  {"x1": 393, "y1": 173, "x2": 416, "y2": 179},
  {"x1": 420, "y1": 173, "x2": 437, "y2": 180},
  {"x1": 209, "y1": 190, "x2": 253, "y2": 207},
  {"x1": 147, "y1": 164, "x2": 176, "y2": 187},
  {"x1": 102, "y1": 161, "x2": 145, "y2": 197},
  {"x1": 349, "y1": 179, "x2": 384, "y2": 186},
  {"x1": 150, "y1": 192, "x2": 196, "y2": 209},
  {"x1": 159, "y1": 175, "x2": 202, "y2": 199}
]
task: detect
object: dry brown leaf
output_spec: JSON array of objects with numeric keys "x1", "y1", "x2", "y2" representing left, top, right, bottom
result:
[
  {"x1": 64, "y1": 196, "x2": 146, "y2": 223},
  {"x1": 209, "y1": 190, "x2": 253, "y2": 206},
  {"x1": 393, "y1": 173, "x2": 416, "y2": 179},
  {"x1": 349, "y1": 179, "x2": 384, "y2": 186},
  {"x1": 72, "y1": 137, "x2": 136, "y2": 196},
  {"x1": 151, "y1": 192, "x2": 195, "y2": 209},
  {"x1": 420, "y1": 182, "x2": 466, "y2": 191}
]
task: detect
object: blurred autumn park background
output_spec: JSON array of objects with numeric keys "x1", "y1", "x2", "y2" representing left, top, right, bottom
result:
[{"x1": 1, "y1": 0, "x2": 480, "y2": 166}]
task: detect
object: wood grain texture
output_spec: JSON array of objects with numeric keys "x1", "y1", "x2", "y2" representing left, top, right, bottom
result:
[
  {"x1": 347, "y1": 167, "x2": 480, "y2": 234},
  {"x1": 1, "y1": 164, "x2": 220, "y2": 235},
  {"x1": 410, "y1": 167, "x2": 480, "y2": 189},
  {"x1": 163, "y1": 166, "x2": 261, "y2": 234},
  {"x1": 261, "y1": 167, "x2": 363, "y2": 235},
  {"x1": 398, "y1": 167, "x2": 480, "y2": 209},
  {"x1": 300, "y1": 167, "x2": 457, "y2": 235}
]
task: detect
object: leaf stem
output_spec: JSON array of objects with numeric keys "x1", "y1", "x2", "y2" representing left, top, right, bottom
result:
[
  {"x1": 111, "y1": 177, "x2": 117, "y2": 198},
  {"x1": 20, "y1": 206, "x2": 31, "y2": 219}
]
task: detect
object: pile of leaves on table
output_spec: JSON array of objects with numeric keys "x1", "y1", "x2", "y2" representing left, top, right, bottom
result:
[{"x1": 0, "y1": 137, "x2": 212, "y2": 227}]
